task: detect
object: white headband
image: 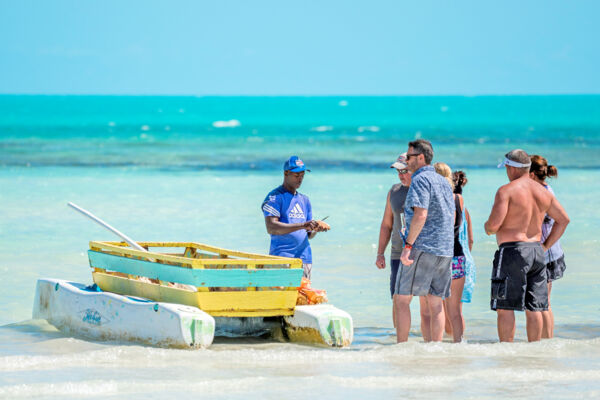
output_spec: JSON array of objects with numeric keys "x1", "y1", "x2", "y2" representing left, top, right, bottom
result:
[{"x1": 497, "y1": 157, "x2": 531, "y2": 168}]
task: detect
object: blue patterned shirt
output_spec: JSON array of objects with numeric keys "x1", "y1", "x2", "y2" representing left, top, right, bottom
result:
[{"x1": 404, "y1": 165, "x2": 455, "y2": 257}]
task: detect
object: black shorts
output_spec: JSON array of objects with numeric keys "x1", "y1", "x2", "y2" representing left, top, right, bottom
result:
[
  {"x1": 547, "y1": 255, "x2": 566, "y2": 282},
  {"x1": 490, "y1": 241, "x2": 548, "y2": 312},
  {"x1": 390, "y1": 259, "x2": 400, "y2": 299}
]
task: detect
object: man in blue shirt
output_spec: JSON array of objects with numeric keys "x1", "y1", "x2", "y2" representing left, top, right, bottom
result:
[
  {"x1": 261, "y1": 156, "x2": 328, "y2": 279},
  {"x1": 393, "y1": 139, "x2": 455, "y2": 343}
]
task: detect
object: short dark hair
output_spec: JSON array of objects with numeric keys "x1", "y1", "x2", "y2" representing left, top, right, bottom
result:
[
  {"x1": 506, "y1": 149, "x2": 530, "y2": 167},
  {"x1": 408, "y1": 139, "x2": 434, "y2": 164}
]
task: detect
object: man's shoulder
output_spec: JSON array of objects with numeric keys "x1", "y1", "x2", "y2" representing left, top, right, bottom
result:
[
  {"x1": 390, "y1": 183, "x2": 406, "y2": 193},
  {"x1": 265, "y1": 185, "x2": 286, "y2": 197},
  {"x1": 411, "y1": 172, "x2": 429, "y2": 185},
  {"x1": 297, "y1": 192, "x2": 311, "y2": 203},
  {"x1": 497, "y1": 180, "x2": 528, "y2": 200},
  {"x1": 414, "y1": 168, "x2": 437, "y2": 182},
  {"x1": 263, "y1": 186, "x2": 287, "y2": 204},
  {"x1": 411, "y1": 169, "x2": 441, "y2": 190}
]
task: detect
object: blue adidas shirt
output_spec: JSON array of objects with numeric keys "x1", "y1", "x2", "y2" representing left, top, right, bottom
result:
[{"x1": 262, "y1": 185, "x2": 313, "y2": 263}]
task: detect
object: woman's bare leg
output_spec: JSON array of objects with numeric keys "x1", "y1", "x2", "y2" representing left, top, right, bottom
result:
[
  {"x1": 542, "y1": 281, "x2": 554, "y2": 338},
  {"x1": 444, "y1": 277, "x2": 465, "y2": 342}
]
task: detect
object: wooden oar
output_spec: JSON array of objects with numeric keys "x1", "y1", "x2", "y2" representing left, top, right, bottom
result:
[
  {"x1": 67, "y1": 202, "x2": 148, "y2": 253},
  {"x1": 67, "y1": 202, "x2": 200, "y2": 291}
]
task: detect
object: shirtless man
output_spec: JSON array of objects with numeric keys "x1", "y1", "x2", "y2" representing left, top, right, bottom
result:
[{"x1": 484, "y1": 149, "x2": 570, "y2": 342}]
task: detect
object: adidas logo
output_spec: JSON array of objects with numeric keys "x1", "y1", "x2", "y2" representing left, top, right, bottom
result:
[{"x1": 288, "y1": 203, "x2": 305, "y2": 219}]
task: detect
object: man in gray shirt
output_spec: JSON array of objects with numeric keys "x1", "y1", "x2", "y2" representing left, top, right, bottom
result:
[
  {"x1": 375, "y1": 153, "x2": 411, "y2": 327},
  {"x1": 393, "y1": 139, "x2": 455, "y2": 343}
]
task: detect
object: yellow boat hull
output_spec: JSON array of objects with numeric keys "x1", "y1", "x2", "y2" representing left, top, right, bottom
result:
[{"x1": 92, "y1": 271, "x2": 298, "y2": 317}]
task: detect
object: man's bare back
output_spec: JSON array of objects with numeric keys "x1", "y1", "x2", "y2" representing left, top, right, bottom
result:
[
  {"x1": 485, "y1": 167, "x2": 569, "y2": 250},
  {"x1": 488, "y1": 175, "x2": 551, "y2": 244}
]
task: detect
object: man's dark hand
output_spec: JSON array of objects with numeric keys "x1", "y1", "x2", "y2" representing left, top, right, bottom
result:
[{"x1": 304, "y1": 220, "x2": 320, "y2": 231}]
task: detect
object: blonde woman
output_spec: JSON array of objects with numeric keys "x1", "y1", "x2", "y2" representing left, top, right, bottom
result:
[{"x1": 433, "y1": 162, "x2": 473, "y2": 342}]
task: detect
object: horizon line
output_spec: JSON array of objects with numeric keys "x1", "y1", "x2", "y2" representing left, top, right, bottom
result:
[{"x1": 1, "y1": 93, "x2": 600, "y2": 98}]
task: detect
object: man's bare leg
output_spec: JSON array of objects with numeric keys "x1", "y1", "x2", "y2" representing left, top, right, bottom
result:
[
  {"x1": 427, "y1": 294, "x2": 445, "y2": 342},
  {"x1": 445, "y1": 277, "x2": 465, "y2": 342},
  {"x1": 525, "y1": 310, "x2": 543, "y2": 342},
  {"x1": 419, "y1": 296, "x2": 431, "y2": 342},
  {"x1": 541, "y1": 282, "x2": 554, "y2": 338},
  {"x1": 393, "y1": 294, "x2": 413, "y2": 342},
  {"x1": 497, "y1": 309, "x2": 516, "y2": 342}
]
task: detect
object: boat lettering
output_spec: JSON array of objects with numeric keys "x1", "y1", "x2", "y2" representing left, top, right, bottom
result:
[{"x1": 82, "y1": 309, "x2": 102, "y2": 326}]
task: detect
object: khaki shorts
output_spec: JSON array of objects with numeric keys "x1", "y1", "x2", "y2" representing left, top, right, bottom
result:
[{"x1": 394, "y1": 248, "x2": 452, "y2": 299}]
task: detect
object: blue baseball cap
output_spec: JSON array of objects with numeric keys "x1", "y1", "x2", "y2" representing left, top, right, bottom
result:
[{"x1": 283, "y1": 156, "x2": 311, "y2": 172}]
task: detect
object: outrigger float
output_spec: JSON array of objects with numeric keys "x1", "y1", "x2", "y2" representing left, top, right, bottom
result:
[{"x1": 33, "y1": 204, "x2": 353, "y2": 349}]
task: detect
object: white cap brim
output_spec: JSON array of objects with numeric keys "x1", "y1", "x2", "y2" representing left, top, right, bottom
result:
[
  {"x1": 497, "y1": 157, "x2": 531, "y2": 168},
  {"x1": 391, "y1": 162, "x2": 408, "y2": 170}
]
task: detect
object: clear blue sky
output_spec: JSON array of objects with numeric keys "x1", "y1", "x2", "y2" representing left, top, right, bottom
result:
[{"x1": 1, "y1": 1, "x2": 598, "y2": 95}]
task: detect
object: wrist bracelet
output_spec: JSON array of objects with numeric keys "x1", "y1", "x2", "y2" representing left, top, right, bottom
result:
[
  {"x1": 376, "y1": 253, "x2": 384, "y2": 257},
  {"x1": 404, "y1": 243, "x2": 413, "y2": 249}
]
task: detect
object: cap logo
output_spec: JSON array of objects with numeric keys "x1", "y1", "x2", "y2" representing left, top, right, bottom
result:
[{"x1": 295, "y1": 159, "x2": 304, "y2": 166}]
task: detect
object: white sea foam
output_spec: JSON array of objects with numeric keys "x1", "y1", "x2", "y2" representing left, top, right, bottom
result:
[
  {"x1": 441, "y1": 105, "x2": 449, "y2": 112},
  {"x1": 357, "y1": 126, "x2": 380, "y2": 133},
  {"x1": 339, "y1": 100, "x2": 348, "y2": 107},
  {"x1": 311, "y1": 125, "x2": 333, "y2": 132},
  {"x1": 0, "y1": 377, "x2": 263, "y2": 398},
  {"x1": 212, "y1": 119, "x2": 241, "y2": 128},
  {"x1": 140, "y1": 125, "x2": 150, "y2": 131},
  {"x1": 4, "y1": 337, "x2": 598, "y2": 373}
]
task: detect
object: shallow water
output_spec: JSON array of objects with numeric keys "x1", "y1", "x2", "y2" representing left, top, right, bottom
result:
[
  {"x1": 1, "y1": 96, "x2": 599, "y2": 398},
  {"x1": 2, "y1": 322, "x2": 600, "y2": 399}
]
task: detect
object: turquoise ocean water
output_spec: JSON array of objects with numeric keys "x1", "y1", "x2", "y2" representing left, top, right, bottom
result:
[{"x1": 1, "y1": 95, "x2": 599, "y2": 398}]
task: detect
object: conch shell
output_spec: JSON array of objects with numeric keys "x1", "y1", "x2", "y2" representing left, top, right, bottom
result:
[{"x1": 317, "y1": 220, "x2": 330, "y2": 231}]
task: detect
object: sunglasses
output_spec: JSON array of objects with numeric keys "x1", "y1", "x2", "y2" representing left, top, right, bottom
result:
[
  {"x1": 405, "y1": 153, "x2": 421, "y2": 160},
  {"x1": 396, "y1": 169, "x2": 409, "y2": 174}
]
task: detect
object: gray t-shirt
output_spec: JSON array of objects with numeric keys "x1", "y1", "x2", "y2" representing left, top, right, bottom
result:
[
  {"x1": 404, "y1": 165, "x2": 455, "y2": 257},
  {"x1": 390, "y1": 184, "x2": 409, "y2": 260}
]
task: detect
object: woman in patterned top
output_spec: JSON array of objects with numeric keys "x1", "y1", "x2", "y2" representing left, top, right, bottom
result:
[{"x1": 530, "y1": 155, "x2": 565, "y2": 339}]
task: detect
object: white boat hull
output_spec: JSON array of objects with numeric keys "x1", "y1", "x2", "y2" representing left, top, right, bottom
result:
[
  {"x1": 33, "y1": 278, "x2": 215, "y2": 348},
  {"x1": 284, "y1": 304, "x2": 353, "y2": 347}
]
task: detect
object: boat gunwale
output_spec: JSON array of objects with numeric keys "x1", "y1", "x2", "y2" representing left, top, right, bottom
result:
[{"x1": 89, "y1": 241, "x2": 303, "y2": 269}]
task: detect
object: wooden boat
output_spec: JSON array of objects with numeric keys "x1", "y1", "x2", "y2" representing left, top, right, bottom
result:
[
  {"x1": 33, "y1": 278, "x2": 215, "y2": 348},
  {"x1": 88, "y1": 241, "x2": 303, "y2": 317},
  {"x1": 86, "y1": 241, "x2": 353, "y2": 347}
]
